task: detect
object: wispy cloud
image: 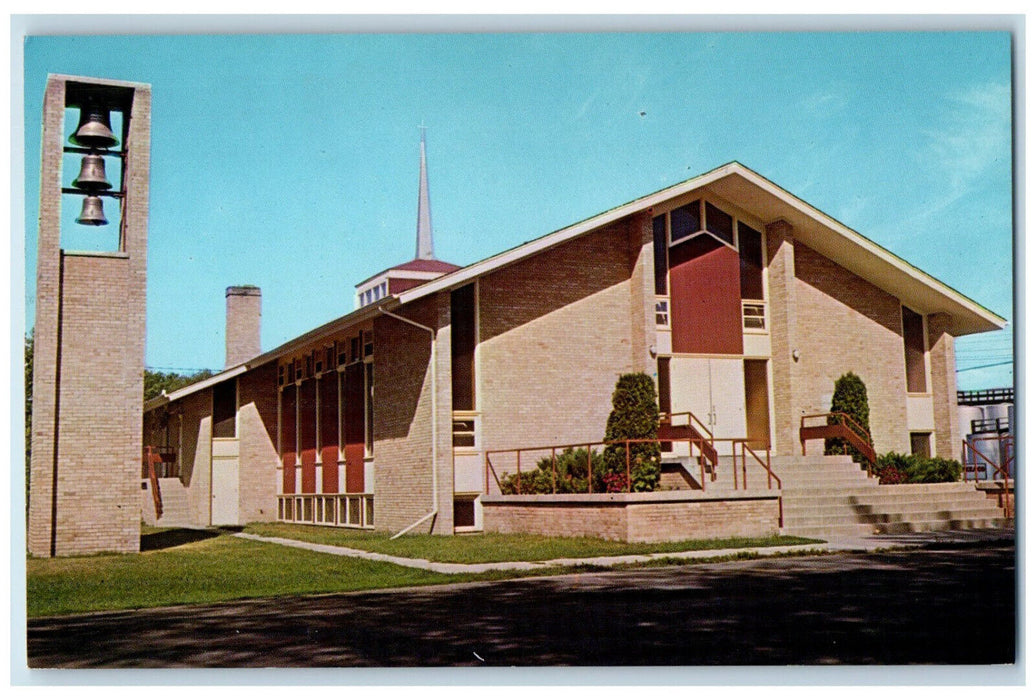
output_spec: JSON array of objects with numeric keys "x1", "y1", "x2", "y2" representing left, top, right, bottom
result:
[
  {"x1": 798, "y1": 88, "x2": 849, "y2": 114},
  {"x1": 914, "y1": 81, "x2": 1011, "y2": 219}
]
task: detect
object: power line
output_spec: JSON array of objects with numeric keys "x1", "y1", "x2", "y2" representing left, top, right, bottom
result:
[{"x1": 956, "y1": 361, "x2": 1014, "y2": 373}]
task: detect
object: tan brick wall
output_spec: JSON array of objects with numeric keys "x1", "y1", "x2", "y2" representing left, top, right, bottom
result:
[
  {"x1": 237, "y1": 362, "x2": 279, "y2": 522},
  {"x1": 372, "y1": 295, "x2": 454, "y2": 534},
  {"x1": 627, "y1": 213, "x2": 657, "y2": 375},
  {"x1": 625, "y1": 499, "x2": 778, "y2": 541},
  {"x1": 482, "y1": 495, "x2": 779, "y2": 542},
  {"x1": 29, "y1": 77, "x2": 150, "y2": 557},
  {"x1": 928, "y1": 312, "x2": 961, "y2": 458},
  {"x1": 765, "y1": 220, "x2": 800, "y2": 456},
  {"x1": 479, "y1": 222, "x2": 635, "y2": 453},
  {"x1": 791, "y1": 243, "x2": 910, "y2": 455},
  {"x1": 178, "y1": 389, "x2": 212, "y2": 526},
  {"x1": 225, "y1": 286, "x2": 261, "y2": 368}
]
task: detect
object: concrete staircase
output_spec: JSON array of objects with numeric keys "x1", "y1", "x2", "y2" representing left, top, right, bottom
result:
[
  {"x1": 141, "y1": 478, "x2": 194, "y2": 527},
  {"x1": 775, "y1": 455, "x2": 1012, "y2": 538}
]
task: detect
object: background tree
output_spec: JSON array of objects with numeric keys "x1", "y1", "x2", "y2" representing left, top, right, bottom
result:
[
  {"x1": 144, "y1": 369, "x2": 216, "y2": 401},
  {"x1": 824, "y1": 371, "x2": 874, "y2": 463},
  {"x1": 603, "y1": 373, "x2": 661, "y2": 492}
]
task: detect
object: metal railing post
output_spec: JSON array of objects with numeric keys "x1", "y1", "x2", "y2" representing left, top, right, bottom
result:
[
  {"x1": 551, "y1": 447, "x2": 557, "y2": 494},
  {"x1": 626, "y1": 440, "x2": 631, "y2": 493}
]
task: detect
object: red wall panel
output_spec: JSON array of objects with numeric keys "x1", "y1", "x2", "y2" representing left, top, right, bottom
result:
[
  {"x1": 320, "y1": 373, "x2": 340, "y2": 493},
  {"x1": 344, "y1": 364, "x2": 366, "y2": 493},
  {"x1": 669, "y1": 235, "x2": 743, "y2": 355},
  {"x1": 298, "y1": 379, "x2": 317, "y2": 493},
  {"x1": 280, "y1": 385, "x2": 296, "y2": 494}
]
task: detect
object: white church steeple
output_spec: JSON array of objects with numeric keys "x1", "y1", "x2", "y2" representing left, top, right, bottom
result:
[{"x1": 415, "y1": 124, "x2": 435, "y2": 260}]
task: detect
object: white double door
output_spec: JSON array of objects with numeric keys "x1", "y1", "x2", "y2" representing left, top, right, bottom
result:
[{"x1": 669, "y1": 357, "x2": 747, "y2": 456}]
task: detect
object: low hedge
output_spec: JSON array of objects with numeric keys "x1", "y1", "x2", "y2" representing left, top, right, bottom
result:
[{"x1": 874, "y1": 452, "x2": 962, "y2": 485}]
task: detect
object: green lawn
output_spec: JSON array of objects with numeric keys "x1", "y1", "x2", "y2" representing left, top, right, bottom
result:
[
  {"x1": 244, "y1": 522, "x2": 820, "y2": 563},
  {"x1": 26, "y1": 528, "x2": 468, "y2": 618},
  {"x1": 27, "y1": 526, "x2": 822, "y2": 618}
]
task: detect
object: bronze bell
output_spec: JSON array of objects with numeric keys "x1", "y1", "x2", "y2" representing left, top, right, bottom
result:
[
  {"x1": 69, "y1": 103, "x2": 118, "y2": 149},
  {"x1": 75, "y1": 195, "x2": 108, "y2": 226},
  {"x1": 71, "y1": 154, "x2": 111, "y2": 191}
]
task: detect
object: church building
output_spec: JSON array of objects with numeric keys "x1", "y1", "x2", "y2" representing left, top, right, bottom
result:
[{"x1": 142, "y1": 136, "x2": 1005, "y2": 536}]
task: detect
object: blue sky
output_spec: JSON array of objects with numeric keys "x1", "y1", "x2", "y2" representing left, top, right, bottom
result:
[{"x1": 20, "y1": 28, "x2": 1014, "y2": 390}]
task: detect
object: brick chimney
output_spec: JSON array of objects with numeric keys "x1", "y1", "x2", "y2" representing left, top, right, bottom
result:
[{"x1": 225, "y1": 285, "x2": 261, "y2": 368}]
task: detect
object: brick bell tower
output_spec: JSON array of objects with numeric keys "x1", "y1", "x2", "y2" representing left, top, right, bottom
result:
[{"x1": 28, "y1": 75, "x2": 151, "y2": 557}]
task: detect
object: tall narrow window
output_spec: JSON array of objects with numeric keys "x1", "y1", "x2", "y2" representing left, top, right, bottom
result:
[
  {"x1": 364, "y1": 362, "x2": 374, "y2": 455},
  {"x1": 451, "y1": 283, "x2": 477, "y2": 411},
  {"x1": 738, "y1": 222, "x2": 764, "y2": 300},
  {"x1": 652, "y1": 215, "x2": 668, "y2": 295},
  {"x1": 212, "y1": 380, "x2": 237, "y2": 438},
  {"x1": 902, "y1": 306, "x2": 927, "y2": 393}
]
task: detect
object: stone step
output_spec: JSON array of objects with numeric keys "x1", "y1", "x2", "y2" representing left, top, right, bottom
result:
[
  {"x1": 853, "y1": 506, "x2": 1006, "y2": 524},
  {"x1": 873, "y1": 518, "x2": 1014, "y2": 535},
  {"x1": 781, "y1": 523, "x2": 875, "y2": 538},
  {"x1": 783, "y1": 503, "x2": 1003, "y2": 526},
  {"x1": 784, "y1": 498, "x2": 1001, "y2": 518}
]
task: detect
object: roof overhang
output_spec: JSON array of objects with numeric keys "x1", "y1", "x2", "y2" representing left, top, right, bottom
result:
[
  {"x1": 144, "y1": 300, "x2": 396, "y2": 413},
  {"x1": 399, "y1": 162, "x2": 1005, "y2": 337}
]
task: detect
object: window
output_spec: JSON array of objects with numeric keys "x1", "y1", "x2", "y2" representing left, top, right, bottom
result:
[
  {"x1": 652, "y1": 215, "x2": 668, "y2": 295},
  {"x1": 669, "y1": 201, "x2": 701, "y2": 244},
  {"x1": 738, "y1": 222, "x2": 764, "y2": 300},
  {"x1": 452, "y1": 419, "x2": 476, "y2": 448},
  {"x1": 742, "y1": 302, "x2": 766, "y2": 330},
  {"x1": 655, "y1": 299, "x2": 670, "y2": 327},
  {"x1": 453, "y1": 497, "x2": 476, "y2": 529},
  {"x1": 910, "y1": 432, "x2": 931, "y2": 458},
  {"x1": 902, "y1": 306, "x2": 927, "y2": 393},
  {"x1": 364, "y1": 362, "x2": 374, "y2": 455},
  {"x1": 212, "y1": 379, "x2": 236, "y2": 438},
  {"x1": 663, "y1": 199, "x2": 736, "y2": 249},
  {"x1": 451, "y1": 284, "x2": 477, "y2": 411},
  {"x1": 705, "y1": 202, "x2": 734, "y2": 245}
]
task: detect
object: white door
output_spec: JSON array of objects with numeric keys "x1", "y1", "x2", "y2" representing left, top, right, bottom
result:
[
  {"x1": 670, "y1": 357, "x2": 747, "y2": 455},
  {"x1": 211, "y1": 456, "x2": 240, "y2": 525}
]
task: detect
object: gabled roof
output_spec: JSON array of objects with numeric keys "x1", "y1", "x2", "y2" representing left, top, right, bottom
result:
[
  {"x1": 397, "y1": 161, "x2": 1005, "y2": 337},
  {"x1": 146, "y1": 161, "x2": 1005, "y2": 412}
]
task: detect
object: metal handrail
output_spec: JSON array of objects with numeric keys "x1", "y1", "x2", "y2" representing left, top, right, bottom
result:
[
  {"x1": 484, "y1": 434, "x2": 781, "y2": 496},
  {"x1": 142, "y1": 445, "x2": 164, "y2": 519},
  {"x1": 961, "y1": 436, "x2": 1012, "y2": 518},
  {"x1": 659, "y1": 411, "x2": 719, "y2": 473},
  {"x1": 799, "y1": 412, "x2": 877, "y2": 474},
  {"x1": 660, "y1": 411, "x2": 714, "y2": 442}
]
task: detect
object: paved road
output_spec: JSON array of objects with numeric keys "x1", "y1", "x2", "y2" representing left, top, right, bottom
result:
[{"x1": 27, "y1": 542, "x2": 1015, "y2": 667}]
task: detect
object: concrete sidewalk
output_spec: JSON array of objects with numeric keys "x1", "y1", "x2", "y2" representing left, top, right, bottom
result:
[{"x1": 233, "y1": 527, "x2": 1014, "y2": 575}]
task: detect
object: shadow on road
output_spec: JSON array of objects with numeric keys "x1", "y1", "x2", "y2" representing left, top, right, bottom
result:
[{"x1": 28, "y1": 542, "x2": 1016, "y2": 668}]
